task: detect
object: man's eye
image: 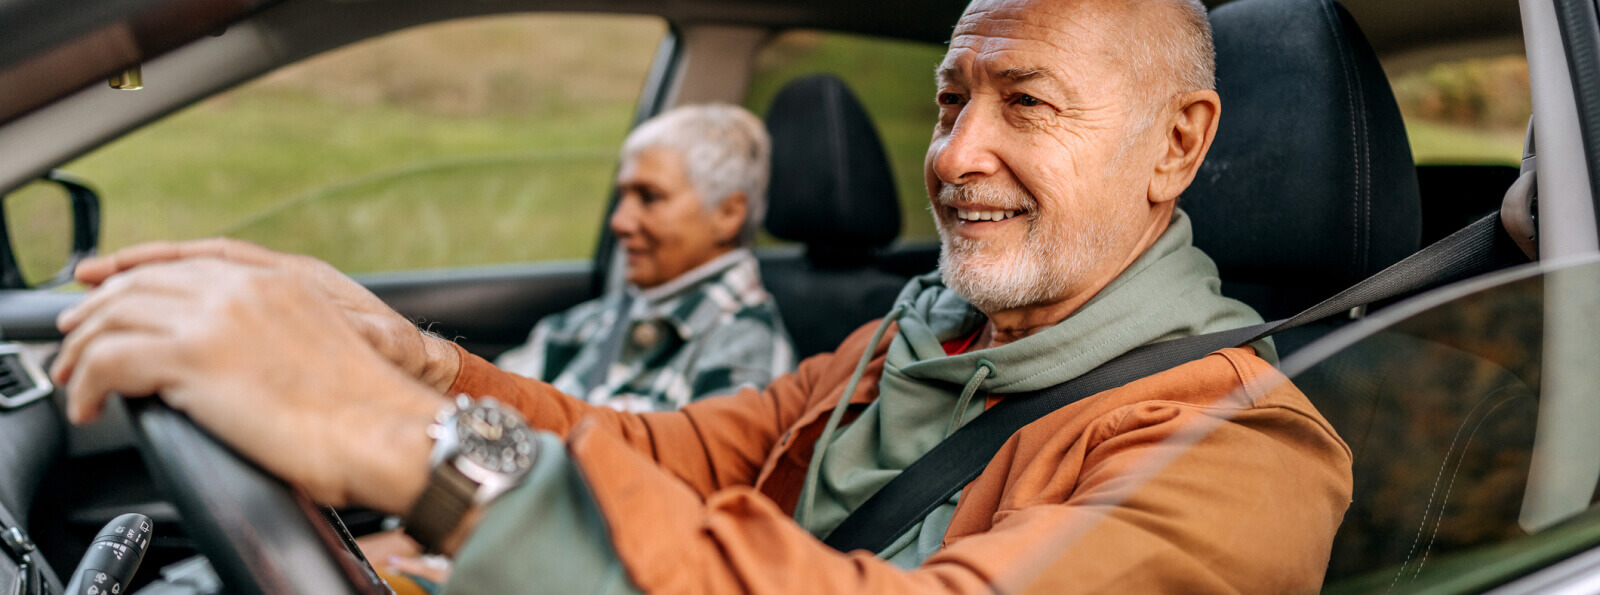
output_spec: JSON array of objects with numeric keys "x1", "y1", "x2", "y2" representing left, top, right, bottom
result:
[
  {"x1": 937, "y1": 92, "x2": 964, "y2": 106},
  {"x1": 1012, "y1": 94, "x2": 1042, "y2": 107}
]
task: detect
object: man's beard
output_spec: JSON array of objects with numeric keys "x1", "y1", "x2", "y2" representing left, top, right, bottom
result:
[{"x1": 935, "y1": 182, "x2": 1116, "y2": 313}]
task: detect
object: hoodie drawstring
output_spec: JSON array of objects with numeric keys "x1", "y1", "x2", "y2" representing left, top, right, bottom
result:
[
  {"x1": 797, "y1": 304, "x2": 906, "y2": 535},
  {"x1": 945, "y1": 360, "x2": 992, "y2": 437}
]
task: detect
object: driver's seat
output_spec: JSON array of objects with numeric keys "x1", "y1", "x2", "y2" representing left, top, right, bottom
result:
[
  {"x1": 1196, "y1": 0, "x2": 1538, "y2": 586},
  {"x1": 1188, "y1": 0, "x2": 1422, "y2": 357}
]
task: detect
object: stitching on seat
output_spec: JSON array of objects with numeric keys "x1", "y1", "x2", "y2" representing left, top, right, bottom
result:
[
  {"x1": 825, "y1": 82, "x2": 850, "y2": 213},
  {"x1": 1388, "y1": 383, "x2": 1522, "y2": 588},
  {"x1": 1318, "y1": 0, "x2": 1363, "y2": 279},
  {"x1": 1409, "y1": 388, "x2": 1529, "y2": 582}
]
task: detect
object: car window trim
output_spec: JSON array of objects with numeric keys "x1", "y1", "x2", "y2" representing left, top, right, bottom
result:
[{"x1": 589, "y1": 23, "x2": 684, "y2": 298}]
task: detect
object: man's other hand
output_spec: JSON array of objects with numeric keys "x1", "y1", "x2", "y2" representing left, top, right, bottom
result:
[
  {"x1": 52, "y1": 257, "x2": 438, "y2": 513},
  {"x1": 72, "y1": 239, "x2": 461, "y2": 392}
]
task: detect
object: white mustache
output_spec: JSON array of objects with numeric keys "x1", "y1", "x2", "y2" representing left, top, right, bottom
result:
[{"x1": 936, "y1": 182, "x2": 1037, "y2": 212}]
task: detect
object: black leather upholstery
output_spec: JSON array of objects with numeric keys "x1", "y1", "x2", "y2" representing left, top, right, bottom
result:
[
  {"x1": 760, "y1": 74, "x2": 909, "y2": 359},
  {"x1": 765, "y1": 74, "x2": 902, "y2": 257},
  {"x1": 1192, "y1": 0, "x2": 1422, "y2": 338}
]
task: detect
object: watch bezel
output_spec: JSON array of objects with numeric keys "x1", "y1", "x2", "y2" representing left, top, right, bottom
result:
[{"x1": 432, "y1": 396, "x2": 538, "y2": 505}]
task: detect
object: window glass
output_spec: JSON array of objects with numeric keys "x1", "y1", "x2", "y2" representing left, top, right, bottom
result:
[
  {"x1": 746, "y1": 31, "x2": 947, "y2": 243},
  {"x1": 1390, "y1": 55, "x2": 1531, "y2": 166},
  {"x1": 60, "y1": 14, "x2": 667, "y2": 274},
  {"x1": 1290, "y1": 260, "x2": 1600, "y2": 591}
]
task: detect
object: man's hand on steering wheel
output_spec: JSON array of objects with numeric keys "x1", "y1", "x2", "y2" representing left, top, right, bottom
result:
[
  {"x1": 51, "y1": 257, "x2": 439, "y2": 515},
  {"x1": 71, "y1": 238, "x2": 461, "y2": 392}
]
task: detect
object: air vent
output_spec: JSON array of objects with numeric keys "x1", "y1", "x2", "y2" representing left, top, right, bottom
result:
[{"x1": 0, "y1": 344, "x2": 51, "y2": 409}]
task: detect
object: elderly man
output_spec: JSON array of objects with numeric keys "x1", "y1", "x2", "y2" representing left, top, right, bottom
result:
[
  {"x1": 496, "y1": 103, "x2": 795, "y2": 412},
  {"x1": 53, "y1": 0, "x2": 1352, "y2": 592}
]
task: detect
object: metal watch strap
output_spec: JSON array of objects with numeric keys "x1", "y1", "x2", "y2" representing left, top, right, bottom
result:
[{"x1": 403, "y1": 462, "x2": 479, "y2": 553}]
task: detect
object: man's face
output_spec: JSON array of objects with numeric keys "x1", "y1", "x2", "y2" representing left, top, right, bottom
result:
[
  {"x1": 926, "y1": 0, "x2": 1161, "y2": 314},
  {"x1": 610, "y1": 147, "x2": 731, "y2": 289}
]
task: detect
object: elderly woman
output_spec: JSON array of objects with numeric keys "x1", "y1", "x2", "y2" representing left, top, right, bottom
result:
[{"x1": 495, "y1": 103, "x2": 795, "y2": 413}]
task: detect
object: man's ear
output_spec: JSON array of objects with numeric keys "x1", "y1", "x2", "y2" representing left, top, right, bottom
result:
[
  {"x1": 1148, "y1": 89, "x2": 1221, "y2": 205},
  {"x1": 713, "y1": 191, "x2": 749, "y2": 246}
]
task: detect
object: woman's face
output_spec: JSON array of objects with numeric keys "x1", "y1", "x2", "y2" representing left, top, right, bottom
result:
[{"x1": 609, "y1": 147, "x2": 745, "y2": 288}]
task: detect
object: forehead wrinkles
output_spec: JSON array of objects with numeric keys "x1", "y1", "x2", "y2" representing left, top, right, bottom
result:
[{"x1": 945, "y1": 2, "x2": 1107, "y2": 80}]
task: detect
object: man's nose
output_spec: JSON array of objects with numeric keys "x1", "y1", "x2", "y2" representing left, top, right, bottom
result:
[{"x1": 931, "y1": 107, "x2": 1003, "y2": 185}]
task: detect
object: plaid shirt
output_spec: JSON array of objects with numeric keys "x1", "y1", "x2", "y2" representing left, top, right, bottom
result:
[{"x1": 496, "y1": 249, "x2": 796, "y2": 412}]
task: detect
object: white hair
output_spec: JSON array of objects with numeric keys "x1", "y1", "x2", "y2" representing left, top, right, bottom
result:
[
  {"x1": 1122, "y1": 0, "x2": 1216, "y2": 135},
  {"x1": 620, "y1": 104, "x2": 771, "y2": 246}
]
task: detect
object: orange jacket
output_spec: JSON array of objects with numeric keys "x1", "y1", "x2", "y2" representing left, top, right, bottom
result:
[{"x1": 449, "y1": 320, "x2": 1352, "y2": 593}]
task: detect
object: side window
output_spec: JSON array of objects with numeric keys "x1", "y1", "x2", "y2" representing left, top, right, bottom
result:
[
  {"x1": 1390, "y1": 54, "x2": 1531, "y2": 165},
  {"x1": 746, "y1": 31, "x2": 947, "y2": 243},
  {"x1": 60, "y1": 14, "x2": 668, "y2": 274}
]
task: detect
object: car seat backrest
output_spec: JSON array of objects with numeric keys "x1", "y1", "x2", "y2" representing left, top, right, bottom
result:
[
  {"x1": 761, "y1": 74, "x2": 909, "y2": 358},
  {"x1": 1191, "y1": 0, "x2": 1422, "y2": 354},
  {"x1": 765, "y1": 74, "x2": 902, "y2": 260}
]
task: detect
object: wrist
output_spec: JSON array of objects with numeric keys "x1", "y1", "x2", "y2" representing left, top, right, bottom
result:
[
  {"x1": 342, "y1": 382, "x2": 439, "y2": 515},
  {"x1": 400, "y1": 396, "x2": 538, "y2": 554}
]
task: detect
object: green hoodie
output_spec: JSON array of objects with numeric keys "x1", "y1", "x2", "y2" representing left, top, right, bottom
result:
[{"x1": 794, "y1": 208, "x2": 1272, "y2": 567}]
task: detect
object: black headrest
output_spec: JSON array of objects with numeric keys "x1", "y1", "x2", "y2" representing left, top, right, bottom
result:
[
  {"x1": 1188, "y1": 0, "x2": 1421, "y2": 315},
  {"x1": 764, "y1": 74, "x2": 902, "y2": 251}
]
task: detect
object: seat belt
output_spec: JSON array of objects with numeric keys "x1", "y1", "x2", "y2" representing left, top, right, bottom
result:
[
  {"x1": 822, "y1": 211, "x2": 1526, "y2": 554},
  {"x1": 580, "y1": 293, "x2": 635, "y2": 399}
]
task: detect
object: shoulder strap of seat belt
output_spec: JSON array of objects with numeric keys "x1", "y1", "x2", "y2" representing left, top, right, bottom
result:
[
  {"x1": 822, "y1": 211, "x2": 1524, "y2": 554},
  {"x1": 581, "y1": 293, "x2": 635, "y2": 396}
]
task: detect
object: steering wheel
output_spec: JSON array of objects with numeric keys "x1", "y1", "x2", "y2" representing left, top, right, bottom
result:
[{"x1": 125, "y1": 399, "x2": 388, "y2": 594}]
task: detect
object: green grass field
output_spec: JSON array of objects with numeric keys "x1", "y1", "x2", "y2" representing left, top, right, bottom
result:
[
  {"x1": 48, "y1": 15, "x2": 1527, "y2": 276},
  {"x1": 1404, "y1": 119, "x2": 1524, "y2": 165}
]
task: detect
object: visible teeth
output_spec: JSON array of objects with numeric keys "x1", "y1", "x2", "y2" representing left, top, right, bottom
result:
[{"x1": 955, "y1": 209, "x2": 1022, "y2": 222}]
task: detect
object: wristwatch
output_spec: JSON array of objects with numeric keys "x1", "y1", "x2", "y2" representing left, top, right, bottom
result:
[{"x1": 402, "y1": 395, "x2": 539, "y2": 553}]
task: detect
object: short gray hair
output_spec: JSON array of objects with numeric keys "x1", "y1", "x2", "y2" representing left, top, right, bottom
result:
[
  {"x1": 620, "y1": 104, "x2": 771, "y2": 246},
  {"x1": 1123, "y1": 0, "x2": 1216, "y2": 131}
]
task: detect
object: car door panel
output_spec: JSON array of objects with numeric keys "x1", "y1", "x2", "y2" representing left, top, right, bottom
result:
[{"x1": 361, "y1": 261, "x2": 596, "y2": 361}]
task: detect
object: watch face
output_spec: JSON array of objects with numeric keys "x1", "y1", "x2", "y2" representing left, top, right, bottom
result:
[{"x1": 455, "y1": 403, "x2": 536, "y2": 474}]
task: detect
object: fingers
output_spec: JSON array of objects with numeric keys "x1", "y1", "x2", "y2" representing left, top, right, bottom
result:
[
  {"x1": 53, "y1": 291, "x2": 178, "y2": 385},
  {"x1": 63, "y1": 333, "x2": 170, "y2": 424},
  {"x1": 57, "y1": 271, "x2": 189, "y2": 335},
  {"x1": 385, "y1": 555, "x2": 452, "y2": 584},
  {"x1": 75, "y1": 238, "x2": 284, "y2": 286}
]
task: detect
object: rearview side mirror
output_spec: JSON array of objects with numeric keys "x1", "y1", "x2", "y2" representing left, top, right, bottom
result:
[{"x1": 0, "y1": 170, "x2": 101, "y2": 289}]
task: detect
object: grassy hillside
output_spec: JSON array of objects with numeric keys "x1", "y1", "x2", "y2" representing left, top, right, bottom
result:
[{"x1": 62, "y1": 14, "x2": 663, "y2": 274}]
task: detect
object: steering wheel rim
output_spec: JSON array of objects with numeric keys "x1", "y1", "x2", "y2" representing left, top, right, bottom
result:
[{"x1": 125, "y1": 398, "x2": 383, "y2": 594}]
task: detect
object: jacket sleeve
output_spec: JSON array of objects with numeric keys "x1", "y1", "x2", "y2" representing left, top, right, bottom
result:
[
  {"x1": 557, "y1": 370, "x2": 1350, "y2": 593},
  {"x1": 446, "y1": 341, "x2": 825, "y2": 496}
]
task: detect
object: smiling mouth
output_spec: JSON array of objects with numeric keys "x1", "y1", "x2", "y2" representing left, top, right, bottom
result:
[{"x1": 952, "y1": 208, "x2": 1026, "y2": 223}]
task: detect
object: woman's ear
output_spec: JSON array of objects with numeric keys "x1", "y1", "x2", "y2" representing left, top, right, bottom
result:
[{"x1": 713, "y1": 191, "x2": 749, "y2": 245}]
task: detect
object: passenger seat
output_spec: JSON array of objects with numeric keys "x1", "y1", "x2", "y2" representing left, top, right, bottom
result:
[{"x1": 760, "y1": 74, "x2": 908, "y2": 359}]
